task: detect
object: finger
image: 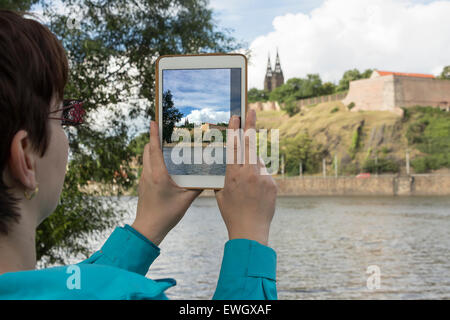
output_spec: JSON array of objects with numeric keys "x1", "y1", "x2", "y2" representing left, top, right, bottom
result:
[
  {"x1": 149, "y1": 120, "x2": 168, "y2": 173},
  {"x1": 258, "y1": 155, "x2": 269, "y2": 176},
  {"x1": 244, "y1": 109, "x2": 256, "y2": 166},
  {"x1": 184, "y1": 188, "x2": 203, "y2": 202},
  {"x1": 244, "y1": 108, "x2": 256, "y2": 132},
  {"x1": 226, "y1": 115, "x2": 241, "y2": 168}
]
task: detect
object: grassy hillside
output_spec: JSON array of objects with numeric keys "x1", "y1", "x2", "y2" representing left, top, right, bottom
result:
[{"x1": 256, "y1": 102, "x2": 450, "y2": 175}]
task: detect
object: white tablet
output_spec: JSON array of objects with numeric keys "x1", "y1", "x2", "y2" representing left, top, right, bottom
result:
[{"x1": 155, "y1": 53, "x2": 247, "y2": 189}]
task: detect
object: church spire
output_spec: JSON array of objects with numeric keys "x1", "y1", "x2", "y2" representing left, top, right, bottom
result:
[
  {"x1": 274, "y1": 49, "x2": 282, "y2": 75},
  {"x1": 265, "y1": 54, "x2": 273, "y2": 77}
]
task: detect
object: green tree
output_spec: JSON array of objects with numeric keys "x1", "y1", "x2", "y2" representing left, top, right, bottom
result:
[
  {"x1": 248, "y1": 88, "x2": 269, "y2": 103},
  {"x1": 361, "y1": 68, "x2": 373, "y2": 79},
  {"x1": 439, "y1": 65, "x2": 450, "y2": 79},
  {"x1": 0, "y1": 0, "x2": 39, "y2": 11},
  {"x1": 320, "y1": 81, "x2": 336, "y2": 95},
  {"x1": 337, "y1": 69, "x2": 361, "y2": 92},
  {"x1": 269, "y1": 75, "x2": 324, "y2": 103},
  {"x1": 36, "y1": 0, "x2": 237, "y2": 265},
  {"x1": 269, "y1": 78, "x2": 302, "y2": 103},
  {"x1": 162, "y1": 90, "x2": 182, "y2": 143},
  {"x1": 337, "y1": 68, "x2": 372, "y2": 92}
]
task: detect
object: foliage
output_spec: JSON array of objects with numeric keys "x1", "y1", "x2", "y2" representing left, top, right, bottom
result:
[
  {"x1": 330, "y1": 106, "x2": 339, "y2": 113},
  {"x1": 0, "y1": 0, "x2": 39, "y2": 11},
  {"x1": 280, "y1": 133, "x2": 325, "y2": 176},
  {"x1": 347, "y1": 102, "x2": 355, "y2": 110},
  {"x1": 36, "y1": 0, "x2": 237, "y2": 265},
  {"x1": 321, "y1": 81, "x2": 336, "y2": 95},
  {"x1": 282, "y1": 96, "x2": 299, "y2": 117},
  {"x1": 269, "y1": 74, "x2": 325, "y2": 103},
  {"x1": 248, "y1": 88, "x2": 269, "y2": 103},
  {"x1": 128, "y1": 131, "x2": 149, "y2": 165},
  {"x1": 336, "y1": 68, "x2": 372, "y2": 92},
  {"x1": 162, "y1": 90, "x2": 182, "y2": 143},
  {"x1": 438, "y1": 65, "x2": 450, "y2": 79},
  {"x1": 348, "y1": 122, "x2": 363, "y2": 159},
  {"x1": 406, "y1": 106, "x2": 450, "y2": 173},
  {"x1": 362, "y1": 157, "x2": 400, "y2": 173},
  {"x1": 406, "y1": 107, "x2": 450, "y2": 154},
  {"x1": 411, "y1": 154, "x2": 450, "y2": 173}
]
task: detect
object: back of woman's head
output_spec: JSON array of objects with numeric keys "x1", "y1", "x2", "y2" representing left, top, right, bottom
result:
[{"x1": 0, "y1": 10, "x2": 68, "y2": 234}]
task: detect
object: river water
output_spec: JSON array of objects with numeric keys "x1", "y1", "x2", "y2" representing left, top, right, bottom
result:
[{"x1": 87, "y1": 196, "x2": 450, "y2": 300}]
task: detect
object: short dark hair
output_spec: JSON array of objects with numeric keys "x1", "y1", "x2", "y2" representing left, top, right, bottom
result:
[{"x1": 0, "y1": 10, "x2": 68, "y2": 235}]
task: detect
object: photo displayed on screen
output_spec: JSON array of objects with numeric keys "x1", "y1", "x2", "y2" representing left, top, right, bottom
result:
[{"x1": 162, "y1": 68, "x2": 241, "y2": 175}]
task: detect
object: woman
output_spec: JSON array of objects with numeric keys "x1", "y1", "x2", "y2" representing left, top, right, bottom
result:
[{"x1": 0, "y1": 10, "x2": 278, "y2": 300}]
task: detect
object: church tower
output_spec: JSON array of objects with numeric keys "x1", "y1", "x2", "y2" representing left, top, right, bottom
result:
[
  {"x1": 263, "y1": 50, "x2": 284, "y2": 92},
  {"x1": 264, "y1": 54, "x2": 273, "y2": 92},
  {"x1": 271, "y1": 50, "x2": 284, "y2": 90}
]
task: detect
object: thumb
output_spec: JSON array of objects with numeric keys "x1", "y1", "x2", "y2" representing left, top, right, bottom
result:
[{"x1": 183, "y1": 188, "x2": 203, "y2": 202}]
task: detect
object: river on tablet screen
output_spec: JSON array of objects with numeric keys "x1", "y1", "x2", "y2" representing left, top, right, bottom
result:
[
  {"x1": 163, "y1": 146, "x2": 226, "y2": 175},
  {"x1": 67, "y1": 196, "x2": 450, "y2": 299}
]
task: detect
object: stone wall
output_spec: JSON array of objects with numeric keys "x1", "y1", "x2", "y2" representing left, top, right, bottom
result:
[
  {"x1": 198, "y1": 175, "x2": 450, "y2": 197},
  {"x1": 395, "y1": 76, "x2": 450, "y2": 109},
  {"x1": 343, "y1": 76, "x2": 450, "y2": 114},
  {"x1": 248, "y1": 101, "x2": 281, "y2": 111},
  {"x1": 296, "y1": 92, "x2": 347, "y2": 108},
  {"x1": 273, "y1": 175, "x2": 450, "y2": 196}
]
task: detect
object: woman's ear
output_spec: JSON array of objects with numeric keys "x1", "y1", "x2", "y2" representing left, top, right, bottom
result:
[{"x1": 8, "y1": 130, "x2": 38, "y2": 190}]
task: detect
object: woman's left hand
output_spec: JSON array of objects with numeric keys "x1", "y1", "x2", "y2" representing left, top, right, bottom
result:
[{"x1": 131, "y1": 121, "x2": 202, "y2": 246}]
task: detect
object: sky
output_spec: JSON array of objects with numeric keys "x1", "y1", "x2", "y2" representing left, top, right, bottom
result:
[
  {"x1": 209, "y1": 0, "x2": 450, "y2": 89},
  {"x1": 163, "y1": 69, "x2": 231, "y2": 125},
  {"x1": 28, "y1": 0, "x2": 450, "y2": 135}
]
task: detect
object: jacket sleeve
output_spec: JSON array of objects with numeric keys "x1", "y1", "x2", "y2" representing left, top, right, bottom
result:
[
  {"x1": 78, "y1": 224, "x2": 160, "y2": 276},
  {"x1": 212, "y1": 239, "x2": 277, "y2": 300}
]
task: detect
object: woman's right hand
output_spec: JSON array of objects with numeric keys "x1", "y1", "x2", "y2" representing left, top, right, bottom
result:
[{"x1": 214, "y1": 110, "x2": 277, "y2": 246}]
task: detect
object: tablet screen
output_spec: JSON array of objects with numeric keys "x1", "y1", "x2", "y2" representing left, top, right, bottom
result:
[{"x1": 162, "y1": 68, "x2": 241, "y2": 175}]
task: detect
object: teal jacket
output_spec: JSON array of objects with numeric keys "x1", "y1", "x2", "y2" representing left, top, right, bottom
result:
[{"x1": 0, "y1": 225, "x2": 277, "y2": 300}]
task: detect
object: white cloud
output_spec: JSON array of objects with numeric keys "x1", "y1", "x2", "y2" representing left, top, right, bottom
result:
[
  {"x1": 248, "y1": 0, "x2": 450, "y2": 89},
  {"x1": 179, "y1": 108, "x2": 230, "y2": 125}
]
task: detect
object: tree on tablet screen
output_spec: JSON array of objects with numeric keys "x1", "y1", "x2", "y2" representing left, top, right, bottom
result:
[{"x1": 162, "y1": 90, "x2": 182, "y2": 143}]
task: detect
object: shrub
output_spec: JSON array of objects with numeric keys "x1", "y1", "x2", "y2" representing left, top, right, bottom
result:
[
  {"x1": 348, "y1": 123, "x2": 363, "y2": 159},
  {"x1": 363, "y1": 158, "x2": 400, "y2": 173},
  {"x1": 381, "y1": 146, "x2": 390, "y2": 154},
  {"x1": 280, "y1": 133, "x2": 325, "y2": 175},
  {"x1": 347, "y1": 102, "x2": 355, "y2": 110},
  {"x1": 411, "y1": 154, "x2": 450, "y2": 173},
  {"x1": 282, "y1": 97, "x2": 299, "y2": 117},
  {"x1": 406, "y1": 106, "x2": 450, "y2": 154}
]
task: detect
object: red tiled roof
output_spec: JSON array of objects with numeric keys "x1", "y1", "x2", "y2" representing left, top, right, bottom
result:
[{"x1": 376, "y1": 70, "x2": 435, "y2": 79}]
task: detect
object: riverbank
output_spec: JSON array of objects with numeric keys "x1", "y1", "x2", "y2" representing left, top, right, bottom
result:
[
  {"x1": 199, "y1": 174, "x2": 450, "y2": 197},
  {"x1": 81, "y1": 174, "x2": 450, "y2": 197}
]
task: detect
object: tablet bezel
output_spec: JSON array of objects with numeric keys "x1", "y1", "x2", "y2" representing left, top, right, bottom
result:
[{"x1": 155, "y1": 53, "x2": 247, "y2": 189}]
